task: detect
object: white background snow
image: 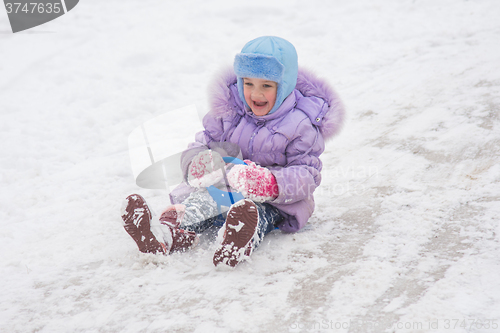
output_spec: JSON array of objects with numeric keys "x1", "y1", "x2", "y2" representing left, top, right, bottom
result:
[{"x1": 1, "y1": 0, "x2": 499, "y2": 332}]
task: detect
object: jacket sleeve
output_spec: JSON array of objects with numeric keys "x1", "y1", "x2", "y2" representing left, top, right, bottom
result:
[
  {"x1": 267, "y1": 117, "x2": 325, "y2": 233},
  {"x1": 269, "y1": 117, "x2": 324, "y2": 205},
  {"x1": 180, "y1": 111, "x2": 240, "y2": 179},
  {"x1": 171, "y1": 113, "x2": 227, "y2": 204}
]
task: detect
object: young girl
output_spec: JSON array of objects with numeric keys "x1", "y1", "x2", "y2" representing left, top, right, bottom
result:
[{"x1": 121, "y1": 36, "x2": 344, "y2": 268}]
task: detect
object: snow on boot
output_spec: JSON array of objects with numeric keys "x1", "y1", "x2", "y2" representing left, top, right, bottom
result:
[
  {"x1": 213, "y1": 199, "x2": 258, "y2": 267},
  {"x1": 121, "y1": 194, "x2": 167, "y2": 254},
  {"x1": 159, "y1": 205, "x2": 199, "y2": 253}
]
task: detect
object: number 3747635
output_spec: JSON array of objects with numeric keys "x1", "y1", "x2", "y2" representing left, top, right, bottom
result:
[
  {"x1": 5, "y1": 2, "x2": 62, "y2": 14},
  {"x1": 443, "y1": 319, "x2": 498, "y2": 330}
]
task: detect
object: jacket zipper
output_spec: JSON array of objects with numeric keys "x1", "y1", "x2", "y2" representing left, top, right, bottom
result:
[{"x1": 248, "y1": 120, "x2": 265, "y2": 159}]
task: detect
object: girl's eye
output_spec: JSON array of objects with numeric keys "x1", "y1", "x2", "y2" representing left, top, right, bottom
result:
[
  {"x1": 264, "y1": 84, "x2": 272, "y2": 88},
  {"x1": 244, "y1": 82, "x2": 253, "y2": 86}
]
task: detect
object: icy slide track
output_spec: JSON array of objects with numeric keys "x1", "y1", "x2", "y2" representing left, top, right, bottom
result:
[{"x1": 0, "y1": 0, "x2": 499, "y2": 332}]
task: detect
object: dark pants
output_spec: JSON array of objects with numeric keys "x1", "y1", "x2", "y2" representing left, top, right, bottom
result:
[{"x1": 179, "y1": 189, "x2": 283, "y2": 247}]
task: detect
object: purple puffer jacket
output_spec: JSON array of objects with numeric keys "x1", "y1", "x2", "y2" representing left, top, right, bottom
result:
[{"x1": 173, "y1": 68, "x2": 344, "y2": 233}]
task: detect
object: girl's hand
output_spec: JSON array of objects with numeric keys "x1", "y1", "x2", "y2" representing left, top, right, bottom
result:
[
  {"x1": 187, "y1": 150, "x2": 225, "y2": 188},
  {"x1": 227, "y1": 161, "x2": 279, "y2": 202}
]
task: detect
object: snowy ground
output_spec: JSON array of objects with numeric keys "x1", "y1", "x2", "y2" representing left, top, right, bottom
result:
[{"x1": 1, "y1": 0, "x2": 500, "y2": 332}]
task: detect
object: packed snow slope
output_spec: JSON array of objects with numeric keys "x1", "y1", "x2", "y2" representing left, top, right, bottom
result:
[{"x1": 1, "y1": 1, "x2": 499, "y2": 332}]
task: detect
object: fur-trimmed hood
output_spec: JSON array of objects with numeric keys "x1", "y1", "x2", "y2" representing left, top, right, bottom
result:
[{"x1": 208, "y1": 67, "x2": 345, "y2": 140}]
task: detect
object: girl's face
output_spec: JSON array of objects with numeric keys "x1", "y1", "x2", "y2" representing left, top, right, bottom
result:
[{"x1": 243, "y1": 78, "x2": 278, "y2": 116}]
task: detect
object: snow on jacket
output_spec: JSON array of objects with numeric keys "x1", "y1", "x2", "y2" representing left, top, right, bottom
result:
[{"x1": 173, "y1": 68, "x2": 344, "y2": 233}]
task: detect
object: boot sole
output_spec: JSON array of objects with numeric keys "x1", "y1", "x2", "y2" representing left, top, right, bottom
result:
[
  {"x1": 213, "y1": 199, "x2": 258, "y2": 267},
  {"x1": 121, "y1": 194, "x2": 166, "y2": 254}
]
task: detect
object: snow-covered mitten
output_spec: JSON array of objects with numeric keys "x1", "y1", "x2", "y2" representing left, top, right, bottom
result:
[
  {"x1": 227, "y1": 161, "x2": 279, "y2": 202},
  {"x1": 187, "y1": 150, "x2": 225, "y2": 188}
]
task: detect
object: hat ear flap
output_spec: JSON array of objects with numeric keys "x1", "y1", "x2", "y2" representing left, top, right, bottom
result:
[{"x1": 236, "y1": 77, "x2": 248, "y2": 110}]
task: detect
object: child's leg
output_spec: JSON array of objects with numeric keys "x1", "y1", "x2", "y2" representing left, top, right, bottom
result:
[
  {"x1": 213, "y1": 200, "x2": 283, "y2": 267},
  {"x1": 253, "y1": 202, "x2": 283, "y2": 248},
  {"x1": 179, "y1": 189, "x2": 221, "y2": 234},
  {"x1": 121, "y1": 194, "x2": 198, "y2": 254}
]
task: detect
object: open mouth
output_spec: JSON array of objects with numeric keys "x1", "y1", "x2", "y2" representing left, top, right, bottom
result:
[{"x1": 253, "y1": 101, "x2": 268, "y2": 108}]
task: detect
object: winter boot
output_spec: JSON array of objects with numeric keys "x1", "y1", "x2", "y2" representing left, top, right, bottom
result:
[
  {"x1": 121, "y1": 194, "x2": 198, "y2": 254},
  {"x1": 159, "y1": 204, "x2": 199, "y2": 253},
  {"x1": 121, "y1": 194, "x2": 167, "y2": 254},
  {"x1": 213, "y1": 199, "x2": 258, "y2": 267}
]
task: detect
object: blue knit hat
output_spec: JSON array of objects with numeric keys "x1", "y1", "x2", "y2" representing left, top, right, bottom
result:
[{"x1": 234, "y1": 36, "x2": 298, "y2": 114}]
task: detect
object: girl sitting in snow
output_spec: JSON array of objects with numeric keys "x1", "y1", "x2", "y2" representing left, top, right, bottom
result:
[{"x1": 121, "y1": 36, "x2": 344, "y2": 268}]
